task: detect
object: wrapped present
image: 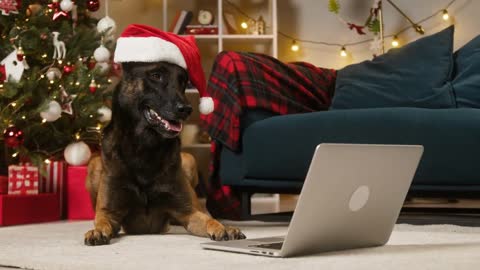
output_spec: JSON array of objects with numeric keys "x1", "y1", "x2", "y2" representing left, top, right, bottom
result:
[
  {"x1": 66, "y1": 166, "x2": 94, "y2": 220},
  {"x1": 0, "y1": 176, "x2": 7, "y2": 194},
  {"x1": 39, "y1": 161, "x2": 66, "y2": 217},
  {"x1": 0, "y1": 193, "x2": 60, "y2": 226},
  {"x1": 8, "y1": 165, "x2": 39, "y2": 195}
]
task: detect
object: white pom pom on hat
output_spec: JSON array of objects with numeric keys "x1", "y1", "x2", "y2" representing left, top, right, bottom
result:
[{"x1": 113, "y1": 24, "x2": 214, "y2": 115}]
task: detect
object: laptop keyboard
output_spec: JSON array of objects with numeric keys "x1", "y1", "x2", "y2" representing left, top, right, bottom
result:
[{"x1": 253, "y1": 242, "x2": 284, "y2": 250}]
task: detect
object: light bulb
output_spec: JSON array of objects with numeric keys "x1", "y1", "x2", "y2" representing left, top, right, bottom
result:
[
  {"x1": 442, "y1": 10, "x2": 449, "y2": 21},
  {"x1": 291, "y1": 40, "x2": 299, "y2": 52},
  {"x1": 241, "y1": 22, "x2": 248, "y2": 29},
  {"x1": 12, "y1": 152, "x2": 18, "y2": 158},
  {"x1": 340, "y1": 47, "x2": 347, "y2": 57},
  {"x1": 44, "y1": 159, "x2": 51, "y2": 164},
  {"x1": 392, "y1": 36, "x2": 399, "y2": 47}
]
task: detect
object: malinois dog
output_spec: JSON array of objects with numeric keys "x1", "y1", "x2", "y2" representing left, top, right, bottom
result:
[{"x1": 84, "y1": 61, "x2": 245, "y2": 245}]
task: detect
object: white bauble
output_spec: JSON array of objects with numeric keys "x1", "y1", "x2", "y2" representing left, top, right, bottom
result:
[
  {"x1": 60, "y1": 0, "x2": 74, "y2": 12},
  {"x1": 94, "y1": 45, "x2": 111, "y2": 63},
  {"x1": 46, "y1": 67, "x2": 62, "y2": 80},
  {"x1": 64, "y1": 141, "x2": 91, "y2": 166},
  {"x1": 40, "y1": 100, "x2": 62, "y2": 122},
  {"x1": 97, "y1": 106, "x2": 112, "y2": 122},
  {"x1": 95, "y1": 62, "x2": 110, "y2": 74},
  {"x1": 97, "y1": 16, "x2": 117, "y2": 35}
]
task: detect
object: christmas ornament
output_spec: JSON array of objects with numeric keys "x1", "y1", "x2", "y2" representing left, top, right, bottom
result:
[
  {"x1": 40, "y1": 33, "x2": 48, "y2": 40},
  {"x1": 46, "y1": 67, "x2": 62, "y2": 80},
  {"x1": 63, "y1": 62, "x2": 74, "y2": 75},
  {"x1": 87, "y1": 57, "x2": 96, "y2": 70},
  {"x1": 3, "y1": 126, "x2": 24, "y2": 148},
  {"x1": 60, "y1": 0, "x2": 74, "y2": 12},
  {"x1": 97, "y1": 106, "x2": 112, "y2": 122},
  {"x1": 61, "y1": 87, "x2": 76, "y2": 115},
  {"x1": 95, "y1": 62, "x2": 110, "y2": 74},
  {"x1": 48, "y1": 0, "x2": 68, "y2": 20},
  {"x1": 16, "y1": 46, "x2": 24, "y2": 61},
  {"x1": 64, "y1": 141, "x2": 91, "y2": 166},
  {"x1": 0, "y1": 64, "x2": 6, "y2": 82},
  {"x1": 86, "y1": 0, "x2": 100, "y2": 12},
  {"x1": 89, "y1": 79, "x2": 97, "y2": 93},
  {"x1": 115, "y1": 24, "x2": 214, "y2": 115},
  {"x1": 0, "y1": 0, "x2": 19, "y2": 16},
  {"x1": 26, "y1": 4, "x2": 42, "y2": 17},
  {"x1": 93, "y1": 45, "x2": 110, "y2": 62},
  {"x1": 40, "y1": 100, "x2": 62, "y2": 122},
  {"x1": 1, "y1": 49, "x2": 29, "y2": 83},
  {"x1": 97, "y1": 16, "x2": 116, "y2": 36},
  {"x1": 52, "y1": 32, "x2": 66, "y2": 59}
]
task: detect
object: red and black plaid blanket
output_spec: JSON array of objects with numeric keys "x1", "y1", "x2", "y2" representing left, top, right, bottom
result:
[{"x1": 200, "y1": 52, "x2": 336, "y2": 219}]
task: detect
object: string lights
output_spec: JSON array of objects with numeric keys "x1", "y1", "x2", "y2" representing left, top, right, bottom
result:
[{"x1": 226, "y1": 0, "x2": 457, "y2": 57}]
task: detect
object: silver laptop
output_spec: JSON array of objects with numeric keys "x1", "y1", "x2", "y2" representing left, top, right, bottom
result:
[{"x1": 201, "y1": 143, "x2": 424, "y2": 257}]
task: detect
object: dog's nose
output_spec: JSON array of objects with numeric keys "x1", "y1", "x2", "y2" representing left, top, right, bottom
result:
[{"x1": 176, "y1": 103, "x2": 193, "y2": 115}]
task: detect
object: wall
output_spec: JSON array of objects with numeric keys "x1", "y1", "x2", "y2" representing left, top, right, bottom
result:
[
  {"x1": 98, "y1": 0, "x2": 480, "y2": 69},
  {"x1": 278, "y1": 0, "x2": 480, "y2": 69}
]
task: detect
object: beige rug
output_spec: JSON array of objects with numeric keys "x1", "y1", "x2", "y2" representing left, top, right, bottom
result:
[{"x1": 0, "y1": 221, "x2": 479, "y2": 270}]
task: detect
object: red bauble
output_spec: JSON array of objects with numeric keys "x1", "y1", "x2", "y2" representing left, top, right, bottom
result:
[
  {"x1": 16, "y1": 47, "x2": 25, "y2": 61},
  {"x1": 89, "y1": 79, "x2": 97, "y2": 93},
  {"x1": 63, "y1": 63, "x2": 75, "y2": 75},
  {"x1": 87, "y1": 58, "x2": 96, "y2": 70},
  {"x1": 86, "y1": 0, "x2": 100, "y2": 12},
  {"x1": 3, "y1": 126, "x2": 24, "y2": 148}
]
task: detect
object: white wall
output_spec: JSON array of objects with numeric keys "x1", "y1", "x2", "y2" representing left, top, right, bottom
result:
[
  {"x1": 278, "y1": 0, "x2": 480, "y2": 69},
  {"x1": 98, "y1": 0, "x2": 480, "y2": 69}
]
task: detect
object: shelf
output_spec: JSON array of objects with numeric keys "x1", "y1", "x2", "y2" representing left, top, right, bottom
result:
[
  {"x1": 181, "y1": 35, "x2": 219, "y2": 39},
  {"x1": 222, "y1": 34, "x2": 275, "y2": 39},
  {"x1": 182, "y1": 143, "x2": 211, "y2": 148}
]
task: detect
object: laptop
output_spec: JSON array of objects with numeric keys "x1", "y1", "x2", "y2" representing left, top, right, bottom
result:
[{"x1": 201, "y1": 143, "x2": 424, "y2": 257}]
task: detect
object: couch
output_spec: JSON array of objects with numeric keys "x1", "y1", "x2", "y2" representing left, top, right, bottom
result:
[{"x1": 216, "y1": 26, "x2": 480, "y2": 220}]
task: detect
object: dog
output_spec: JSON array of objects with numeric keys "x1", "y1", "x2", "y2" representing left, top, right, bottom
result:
[{"x1": 84, "y1": 61, "x2": 245, "y2": 245}]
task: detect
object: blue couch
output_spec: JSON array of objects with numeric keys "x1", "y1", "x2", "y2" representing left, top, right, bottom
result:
[{"x1": 217, "y1": 26, "x2": 480, "y2": 219}]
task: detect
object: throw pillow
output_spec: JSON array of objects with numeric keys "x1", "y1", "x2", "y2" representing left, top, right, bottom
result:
[
  {"x1": 331, "y1": 25, "x2": 456, "y2": 109},
  {"x1": 452, "y1": 34, "x2": 480, "y2": 108}
]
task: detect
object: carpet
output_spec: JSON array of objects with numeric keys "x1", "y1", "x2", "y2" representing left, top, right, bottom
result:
[{"x1": 0, "y1": 221, "x2": 479, "y2": 270}]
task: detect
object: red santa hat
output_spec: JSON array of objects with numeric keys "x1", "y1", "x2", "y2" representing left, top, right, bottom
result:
[{"x1": 114, "y1": 24, "x2": 214, "y2": 115}]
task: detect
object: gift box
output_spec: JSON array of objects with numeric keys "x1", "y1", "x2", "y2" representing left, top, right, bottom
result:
[
  {"x1": 0, "y1": 176, "x2": 7, "y2": 194},
  {"x1": 0, "y1": 193, "x2": 60, "y2": 226},
  {"x1": 66, "y1": 166, "x2": 94, "y2": 220},
  {"x1": 8, "y1": 165, "x2": 39, "y2": 195},
  {"x1": 39, "y1": 161, "x2": 66, "y2": 217}
]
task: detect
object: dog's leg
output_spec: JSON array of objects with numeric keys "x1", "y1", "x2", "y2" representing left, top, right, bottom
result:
[
  {"x1": 171, "y1": 181, "x2": 246, "y2": 241},
  {"x1": 84, "y1": 179, "x2": 126, "y2": 246}
]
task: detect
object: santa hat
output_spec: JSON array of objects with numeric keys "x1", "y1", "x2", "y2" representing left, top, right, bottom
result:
[{"x1": 114, "y1": 24, "x2": 214, "y2": 115}]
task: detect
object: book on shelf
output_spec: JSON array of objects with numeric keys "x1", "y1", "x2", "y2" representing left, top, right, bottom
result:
[
  {"x1": 185, "y1": 25, "x2": 218, "y2": 35},
  {"x1": 170, "y1": 10, "x2": 193, "y2": 34}
]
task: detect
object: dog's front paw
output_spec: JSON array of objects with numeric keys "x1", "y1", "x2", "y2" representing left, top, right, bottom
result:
[
  {"x1": 208, "y1": 225, "x2": 246, "y2": 241},
  {"x1": 84, "y1": 229, "x2": 111, "y2": 246}
]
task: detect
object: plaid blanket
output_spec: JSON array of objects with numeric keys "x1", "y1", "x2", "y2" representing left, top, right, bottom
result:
[{"x1": 200, "y1": 52, "x2": 337, "y2": 219}]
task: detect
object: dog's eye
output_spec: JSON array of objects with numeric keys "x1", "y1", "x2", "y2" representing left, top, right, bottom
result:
[{"x1": 150, "y1": 72, "x2": 163, "y2": 81}]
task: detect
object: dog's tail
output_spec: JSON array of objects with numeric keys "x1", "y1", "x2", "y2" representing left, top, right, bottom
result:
[{"x1": 86, "y1": 154, "x2": 103, "y2": 212}]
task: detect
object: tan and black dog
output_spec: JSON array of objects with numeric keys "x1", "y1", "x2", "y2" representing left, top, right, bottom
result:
[{"x1": 84, "y1": 61, "x2": 245, "y2": 245}]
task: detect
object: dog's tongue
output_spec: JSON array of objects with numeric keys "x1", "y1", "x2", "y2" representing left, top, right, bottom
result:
[{"x1": 167, "y1": 121, "x2": 183, "y2": 132}]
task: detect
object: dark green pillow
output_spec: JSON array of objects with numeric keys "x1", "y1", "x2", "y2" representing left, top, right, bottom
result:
[
  {"x1": 331, "y1": 26, "x2": 456, "y2": 109},
  {"x1": 452, "y1": 34, "x2": 480, "y2": 108}
]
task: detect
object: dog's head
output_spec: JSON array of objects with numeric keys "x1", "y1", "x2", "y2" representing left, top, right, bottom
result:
[{"x1": 116, "y1": 61, "x2": 192, "y2": 139}]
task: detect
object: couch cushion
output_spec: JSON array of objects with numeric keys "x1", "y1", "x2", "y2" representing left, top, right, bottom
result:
[
  {"x1": 239, "y1": 108, "x2": 480, "y2": 186},
  {"x1": 331, "y1": 26, "x2": 456, "y2": 109},
  {"x1": 452, "y1": 34, "x2": 480, "y2": 107}
]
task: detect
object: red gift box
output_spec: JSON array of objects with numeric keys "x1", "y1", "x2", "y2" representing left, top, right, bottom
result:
[
  {"x1": 0, "y1": 176, "x2": 7, "y2": 194},
  {"x1": 40, "y1": 161, "x2": 66, "y2": 217},
  {"x1": 0, "y1": 193, "x2": 60, "y2": 226},
  {"x1": 8, "y1": 165, "x2": 39, "y2": 195},
  {"x1": 66, "y1": 166, "x2": 94, "y2": 220}
]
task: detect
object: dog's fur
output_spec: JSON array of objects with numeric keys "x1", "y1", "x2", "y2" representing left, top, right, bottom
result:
[{"x1": 84, "y1": 62, "x2": 245, "y2": 245}]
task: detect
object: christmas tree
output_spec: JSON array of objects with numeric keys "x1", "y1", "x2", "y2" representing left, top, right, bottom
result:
[{"x1": 0, "y1": 0, "x2": 117, "y2": 173}]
